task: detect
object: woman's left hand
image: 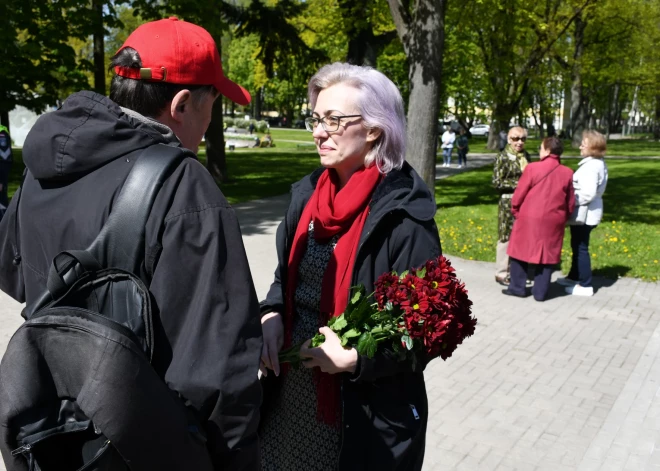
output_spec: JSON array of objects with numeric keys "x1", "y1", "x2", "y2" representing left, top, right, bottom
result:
[{"x1": 300, "y1": 327, "x2": 358, "y2": 375}]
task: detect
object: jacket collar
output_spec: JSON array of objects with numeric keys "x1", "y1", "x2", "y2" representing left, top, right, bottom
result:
[{"x1": 294, "y1": 162, "x2": 436, "y2": 222}]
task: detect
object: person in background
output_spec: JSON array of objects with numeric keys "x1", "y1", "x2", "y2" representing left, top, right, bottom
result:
[
  {"x1": 0, "y1": 125, "x2": 12, "y2": 216},
  {"x1": 503, "y1": 136, "x2": 575, "y2": 301},
  {"x1": 492, "y1": 126, "x2": 531, "y2": 285},
  {"x1": 259, "y1": 62, "x2": 441, "y2": 471},
  {"x1": 441, "y1": 126, "x2": 456, "y2": 167},
  {"x1": 498, "y1": 128, "x2": 508, "y2": 152},
  {"x1": 456, "y1": 128, "x2": 469, "y2": 169},
  {"x1": 558, "y1": 130, "x2": 609, "y2": 297}
]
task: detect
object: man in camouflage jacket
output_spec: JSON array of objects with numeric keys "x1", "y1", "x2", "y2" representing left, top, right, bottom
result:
[{"x1": 492, "y1": 126, "x2": 531, "y2": 283}]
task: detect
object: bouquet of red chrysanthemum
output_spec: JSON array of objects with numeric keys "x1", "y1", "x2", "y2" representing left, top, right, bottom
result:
[{"x1": 278, "y1": 255, "x2": 476, "y2": 368}]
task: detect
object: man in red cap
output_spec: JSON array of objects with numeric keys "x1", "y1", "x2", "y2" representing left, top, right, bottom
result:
[{"x1": 0, "y1": 18, "x2": 262, "y2": 470}]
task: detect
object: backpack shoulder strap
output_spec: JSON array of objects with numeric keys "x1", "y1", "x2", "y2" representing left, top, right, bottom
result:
[
  {"x1": 26, "y1": 144, "x2": 187, "y2": 317},
  {"x1": 87, "y1": 144, "x2": 187, "y2": 273}
]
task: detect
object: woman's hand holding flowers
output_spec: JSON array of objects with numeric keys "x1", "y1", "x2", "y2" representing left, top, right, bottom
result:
[{"x1": 299, "y1": 327, "x2": 358, "y2": 374}]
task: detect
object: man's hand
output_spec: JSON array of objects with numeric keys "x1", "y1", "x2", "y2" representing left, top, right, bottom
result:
[
  {"x1": 260, "y1": 312, "x2": 283, "y2": 377},
  {"x1": 300, "y1": 327, "x2": 358, "y2": 375}
]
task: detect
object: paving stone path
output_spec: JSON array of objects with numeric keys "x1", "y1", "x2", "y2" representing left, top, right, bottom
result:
[{"x1": 1, "y1": 157, "x2": 658, "y2": 470}]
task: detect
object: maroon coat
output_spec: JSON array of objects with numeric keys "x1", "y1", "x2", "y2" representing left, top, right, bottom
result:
[{"x1": 507, "y1": 154, "x2": 575, "y2": 264}]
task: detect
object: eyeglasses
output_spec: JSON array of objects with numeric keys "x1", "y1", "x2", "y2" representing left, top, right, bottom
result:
[
  {"x1": 305, "y1": 115, "x2": 362, "y2": 133},
  {"x1": 510, "y1": 136, "x2": 527, "y2": 142}
]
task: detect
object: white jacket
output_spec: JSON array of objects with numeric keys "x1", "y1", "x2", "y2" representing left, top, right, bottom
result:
[
  {"x1": 441, "y1": 131, "x2": 456, "y2": 149},
  {"x1": 573, "y1": 157, "x2": 608, "y2": 226}
]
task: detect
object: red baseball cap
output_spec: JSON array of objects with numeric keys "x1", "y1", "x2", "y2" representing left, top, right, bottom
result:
[{"x1": 114, "y1": 17, "x2": 251, "y2": 105}]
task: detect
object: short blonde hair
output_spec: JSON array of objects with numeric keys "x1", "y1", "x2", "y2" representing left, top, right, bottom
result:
[
  {"x1": 508, "y1": 126, "x2": 527, "y2": 138},
  {"x1": 582, "y1": 130, "x2": 606, "y2": 158}
]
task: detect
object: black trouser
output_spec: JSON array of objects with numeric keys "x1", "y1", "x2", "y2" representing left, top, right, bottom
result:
[
  {"x1": 0, "y1": 160, "x2": 10, "y2": 208},
  {"x1": 568, "y1": 225, "x2": 595, "y2": 287},
  {"x1": 509, "y1": 257, "x2": 553, "y2": 301},
  {"x1": 457, "y1": 148, "x2": 467, "y2": 166}
]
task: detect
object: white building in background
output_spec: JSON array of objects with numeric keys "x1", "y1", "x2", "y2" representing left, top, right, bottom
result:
[{"x1": 9, "y1": 106, "x2": 51, "y2": 147}]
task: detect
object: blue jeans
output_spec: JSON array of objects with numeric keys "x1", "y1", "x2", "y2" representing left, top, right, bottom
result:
[
  {"x1": 442, "y1": 148, "x2": 452, "y2": 165},
  {"x1": 568, "y1": 224, "x2": 595, "y2": 287}
]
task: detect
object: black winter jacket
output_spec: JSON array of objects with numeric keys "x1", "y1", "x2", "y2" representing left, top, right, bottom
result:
[
  {"x1": 0, "y1": 91, "x2": 263, "y2": 470},
  {"x1": 260, "y1": 163, "x2": 442, "y2": 470}
]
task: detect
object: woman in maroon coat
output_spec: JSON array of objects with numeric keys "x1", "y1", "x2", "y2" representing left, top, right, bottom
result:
[{"x1": 503, "y1": 136, "x2": 575, "y2": 301}]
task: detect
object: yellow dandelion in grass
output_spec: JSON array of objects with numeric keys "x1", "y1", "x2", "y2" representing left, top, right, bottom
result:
[
  {"x1": 623, "y1": 247, "x2": 629, "y2": 253},
  {"x1": 621, "y1": 239, "x2": 626, "y2": 243},
  {"x1": 644, "y1": 264, "x2": 648, "y2": 267},
  {"x1": 477, "y1": 238, "x2": 483, "y2": 243},
  {"x1": 469, "y1": 257, "x2": 473, "y2": 260},
  {"x1": 612, "y1": 221, "x2": 616, "y2": 224},
  {"x1": 655, "y1": 260, "x2": 659, "y2": 264},
  {"x1": 609, "y1": 237, "x2": 618, "y2": 242},
  {"x1": 592, "y1": 253, "x2": 597, "y2": 257},
  {"x1": 628, "y1": 254, "x2": 632, "y2": 258}
]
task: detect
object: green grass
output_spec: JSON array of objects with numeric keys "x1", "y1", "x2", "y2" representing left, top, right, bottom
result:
[
  {"x1": 435, "y1": 160, "x2": 660, "y2": 281},
  {"x1": 466, "y1": 136, "x2": 660, "y2": 157},
  {"x1": 200, "y1": 147, "x2": 321, "y2": 203}
]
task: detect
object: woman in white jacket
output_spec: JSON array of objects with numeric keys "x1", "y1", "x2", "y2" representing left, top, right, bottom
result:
[{"x1": 559, "y1": 130, "x2": 608, "y2": 296}]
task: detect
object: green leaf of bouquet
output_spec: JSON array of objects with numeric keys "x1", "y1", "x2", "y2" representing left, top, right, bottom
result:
[
  {"x1": 327, "y1": 317, "x2": 337, "y2": 328},
  {"x1": 342, "y1": 328, "x2": 362, "y2": 342},
  {"x1": 402, "y1": 334, "x2": 413, "y2": 350},
  {"x1": 350, "y1": 288, "x2": 363, "y2": 305},
  {"x1": 399, "y1": 270, "x2": 409, "y2": 280},
  {"x1": 416, "y1": 267, "x2": 427, "y2": 278},
  {"x1": 311, "y1": 333, "x2": 326, "y2": 348},
  {"x1": 357, "y1": 332, "x2": 378, "y2": 358},
  {"x1": 332, "y1": 314, "x2": 348, "y2": 331}
]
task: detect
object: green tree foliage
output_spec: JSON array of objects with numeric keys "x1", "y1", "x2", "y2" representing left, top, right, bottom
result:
[
  {"x1": 459, "y1": 0, "x2": 594, "y2": 148},
  {"x1": 0, "y1": 0, "x2": 90, "y2": 130}
]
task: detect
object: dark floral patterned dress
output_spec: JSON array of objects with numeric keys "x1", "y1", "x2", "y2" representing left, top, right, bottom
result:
[{"x1": 260, "y1": 221, "x2": 341, "y2": 470}]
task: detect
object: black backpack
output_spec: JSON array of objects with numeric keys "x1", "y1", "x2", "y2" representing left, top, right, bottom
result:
[{"x1": 0, "y1": 144, "x2": 214, "y2": 471}]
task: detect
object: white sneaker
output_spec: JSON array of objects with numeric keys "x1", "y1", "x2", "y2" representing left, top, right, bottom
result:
[
  {"x1": 557, "y1": 277, "x2": 578, "y2": 287},
  {"x1": 566, "y1": 285, "x2": 594, "y2": 296}
]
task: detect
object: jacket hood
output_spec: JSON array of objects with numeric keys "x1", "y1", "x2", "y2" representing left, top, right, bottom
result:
[
  {"x1": 294, "y1": 162, "x2": 436, "y2": 223},
  {"x1": 23, "y1": 91, "x2": 179, "y2": 181}
]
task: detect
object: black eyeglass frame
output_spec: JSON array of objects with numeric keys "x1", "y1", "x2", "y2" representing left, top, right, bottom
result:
[
  {"x1": 509, "y1": 136, "x2": 527, "y2": 142},
  {"x1": 304, "y1": 115, "x2": 362, "y2": 133}
]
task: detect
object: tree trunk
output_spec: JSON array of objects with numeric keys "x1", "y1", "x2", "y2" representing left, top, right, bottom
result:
[
  {"x1": 388, "y1": 0, "x2": 446, "y2": 198},
  {"x1": 254, "y1": 87, "x2": 263, "y2": 121},
  {"x1": 92, "y1": 0, "x2": 105, "y2": 95},
  {"x1": 570, "y1": 13, "x2": 587, "y2": 148},
  {"x1": 654, "y1": 95, "x2": 660, "y2": 140},
  {"x1": 562, "y1": 82, "x2": 572, "y2": 136},
  {"x1": 0, "y1": 109, "x2": 9, "y2": 135},
  {"x1": 205, "y1": 98, "x2": 228, "y2": 183}
]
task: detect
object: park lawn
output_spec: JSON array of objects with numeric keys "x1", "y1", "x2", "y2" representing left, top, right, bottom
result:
[
  {"x1": 7, "y1": 147, "x2": 322, "y2": 204},
  {"x1": 466, "y1": 136, "x2": 660, "y2": 157},
  {"x1": 435, "y1": 159, "x2": 660, "y2": 281}
]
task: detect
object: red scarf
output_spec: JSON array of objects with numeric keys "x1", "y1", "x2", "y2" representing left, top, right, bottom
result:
[{"x1": 284, "y1": 164, "x2": 381, "y2": 426}]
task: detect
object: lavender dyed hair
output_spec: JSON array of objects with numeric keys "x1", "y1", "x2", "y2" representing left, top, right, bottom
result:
[{"x1": 308, "y1": 62, "x2": 406, "y2": 173}]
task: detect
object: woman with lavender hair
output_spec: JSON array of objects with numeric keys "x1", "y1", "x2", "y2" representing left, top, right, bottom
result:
[{"x1": 258, "y1": 62, "x2": 441, "y2": 470}]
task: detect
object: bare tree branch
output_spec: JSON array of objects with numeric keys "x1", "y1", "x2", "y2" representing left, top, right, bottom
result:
[{"x1": 386, "y1": 0, "x2": 410, "y2": 48}]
